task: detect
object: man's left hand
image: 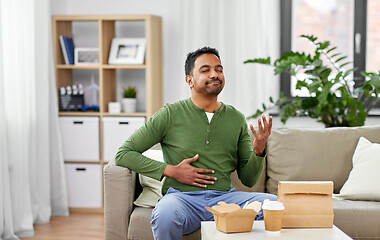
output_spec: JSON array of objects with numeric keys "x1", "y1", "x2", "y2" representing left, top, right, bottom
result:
[{"x1": 249, "y1": 115, "x2": 272, "y2": 157}]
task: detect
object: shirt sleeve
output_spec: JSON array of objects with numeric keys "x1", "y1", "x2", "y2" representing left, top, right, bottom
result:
[
  {"x1": 114, "y1": 106, "x2": 170, "y2": 181},
  {"x1": 236, "y1": 122, "x2": 266, "y2": 188}
]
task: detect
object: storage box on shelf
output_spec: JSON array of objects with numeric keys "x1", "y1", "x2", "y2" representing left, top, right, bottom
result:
[
  {"x1": 65, "y1": 163, "x2": 102, "y2": 208},
  {"x1": 59, "y1": 116, "x2": 100, "y2": 161},
  {"x1": 52, "y1": 15, "x2": 162, "y2": 212},
  {"x1": 102, "y1": 117, "x2": 145, "y2": 162}
]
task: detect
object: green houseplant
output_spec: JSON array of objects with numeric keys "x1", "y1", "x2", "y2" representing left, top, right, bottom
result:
[
  {"x1": 244, "y1": 35, "x2": 380, "y2": 127},
  {"x1": 123, "y1": 86, "x2": 137, "y2": 98},
  {"x1": 122, "y1": 86, "x2": 137, "y2": 113}
]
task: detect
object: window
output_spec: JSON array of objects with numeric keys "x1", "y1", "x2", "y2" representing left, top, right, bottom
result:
[
  {"x1": 281, "y1": 0, "x2": 378, "y2": 100},
  {"x1": 367, "y1": 0, "x2": 380, "y2": 73},
  {"x1": 292, "y1": 0, "x2": 354, "y2": 97}
]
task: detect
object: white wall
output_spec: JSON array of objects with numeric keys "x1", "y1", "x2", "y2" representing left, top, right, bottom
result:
[
  {"x1": 51, "y1": 0, "x2": 186, "y2": 105},
  {"x1": 51, "y1": 0, "x2": 380, "y2": 127}
]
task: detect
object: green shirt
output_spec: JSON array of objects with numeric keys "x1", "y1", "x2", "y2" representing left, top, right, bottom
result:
[{"x1": 115, "y1": 98, "x2": 265, "y2": 194}]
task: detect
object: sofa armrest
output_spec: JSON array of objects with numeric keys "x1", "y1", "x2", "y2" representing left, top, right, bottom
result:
[{"x1": 104, "y1": 160, "x2": 136, "y2": 240}]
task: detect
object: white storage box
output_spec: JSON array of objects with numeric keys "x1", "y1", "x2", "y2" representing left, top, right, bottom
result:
[
  {"x1": 102, "y1": 117, "x2": 145, "y2": 161},
  {"x1": 59, "y1": 116, "x2": 99, "y2": 161},
  {"x1": 65, "y1": 163, "x2": 102, "y2": 208}
]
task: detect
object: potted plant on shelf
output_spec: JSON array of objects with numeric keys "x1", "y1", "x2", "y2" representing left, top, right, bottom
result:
[
  {"x1": 122, "y1": 86, "x2": 137, "y2": 113},
  {"x1": 244, "y1": 35, "x2": 380, "y2": 128}
]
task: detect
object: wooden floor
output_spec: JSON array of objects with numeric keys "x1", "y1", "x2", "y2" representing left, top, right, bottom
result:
[{"x1": 21, "y1": 212, "x2": 104, "y2": 240}]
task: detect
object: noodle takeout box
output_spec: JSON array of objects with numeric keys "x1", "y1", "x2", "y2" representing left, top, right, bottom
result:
[{"x1": 205, "y1": 201, "x2": 262, "y2": 233}]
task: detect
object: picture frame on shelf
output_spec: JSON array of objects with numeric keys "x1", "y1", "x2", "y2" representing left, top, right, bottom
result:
[
  {"x1": 108, "y1": 38, "x2": 146, "y2": 65},
  {"x1": 74, "y1": 48, "x2": 99, "y2": 65}
]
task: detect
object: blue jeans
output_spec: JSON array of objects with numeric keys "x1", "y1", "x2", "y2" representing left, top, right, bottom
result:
[{"x1": 151, "y1": 187, "x2": 276, "y2": 240}]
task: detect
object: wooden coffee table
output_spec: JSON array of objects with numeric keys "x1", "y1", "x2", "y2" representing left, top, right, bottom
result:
[{"x1": 201, "y1": 221, "x2": 352, "y2": 240}]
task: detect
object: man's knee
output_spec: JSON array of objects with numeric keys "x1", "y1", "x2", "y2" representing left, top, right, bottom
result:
[
  {"x1": 151, "y1": 195, "x2": 184, "y2": 228},
  {"x1": 265, "y1": 193, "x2": 277, "y2": 201},
  {"x1": 254, "y1": 193, "x2": 276, "y2": 220}
]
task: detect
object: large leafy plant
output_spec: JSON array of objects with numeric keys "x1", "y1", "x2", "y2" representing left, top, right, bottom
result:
[{"x1": 244, "y1": 35, "x2": 380, "y2": 127}]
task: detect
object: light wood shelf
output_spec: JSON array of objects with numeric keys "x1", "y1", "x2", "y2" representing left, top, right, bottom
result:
[
  {"x1": 52, "y1": 14, "x2": 162, "y2": 117},
  {"x1": 58, "y1": 112, "x2": 147, "y2": 117},
  {"x1": 52, "y1": 15, "x2": 163, "y2": 212},
  {"x1": 102, "y1": 112, "x2": 147, "y2": 117},
  {"x1": 56, "y1": 64, "x2": 146, "y2": 70},
  {"x1": 57, "y1": 64, "x2": 100, "y2": 69},
  {"x1": 102, "y1": 64, "x2": 146, "y2": 69},
  {"x1": 64, "y1": 161, "x2": 102, "y2": 164},
  {"x1": 59, "y1": 112, "x2": 100, "y2": 116}
]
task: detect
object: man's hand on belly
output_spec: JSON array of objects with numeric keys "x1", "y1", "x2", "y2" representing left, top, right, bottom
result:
[{"x1": 163, "y1": 154, "x2": 217, "y2": 188}]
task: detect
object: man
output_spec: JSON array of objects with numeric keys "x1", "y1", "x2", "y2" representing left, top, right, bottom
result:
[{"x1": 115, "y1": 47, "x2": 276, "y2": 240}]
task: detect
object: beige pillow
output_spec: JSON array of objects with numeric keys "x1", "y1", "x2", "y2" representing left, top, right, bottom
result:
[
  {"x1": 133, "y1": 150, "x2": 164, "y2": 207},
  {"x1": 333, "y1": 137, "x2": 380, "y2": 201}
]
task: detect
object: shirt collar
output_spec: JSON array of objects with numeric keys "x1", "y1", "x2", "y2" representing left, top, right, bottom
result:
[{"x1": 186, "y1": 98, "x2": 225, "y2": 113}]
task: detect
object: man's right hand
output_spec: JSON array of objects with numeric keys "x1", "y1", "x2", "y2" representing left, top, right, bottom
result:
[{"x1": 163, "y1": 154, "x2": 217, "y2": 188}]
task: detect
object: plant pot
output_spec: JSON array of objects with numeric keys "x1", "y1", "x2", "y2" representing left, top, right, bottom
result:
[{"x1": 122, "y1": 98, "x2": 137, "y2": 113}]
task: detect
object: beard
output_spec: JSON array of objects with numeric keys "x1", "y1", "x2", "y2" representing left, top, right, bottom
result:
[{"x1": 194, "y1": 79, "x2": 224, "y2": 96}]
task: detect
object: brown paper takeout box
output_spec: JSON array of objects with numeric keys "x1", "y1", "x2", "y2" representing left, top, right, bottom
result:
[
  {"x1": 205, "y1": 201, "x2": 261, "y2": 233},
  {"x1": 277, "y1": 181, "x2": 334, "y2": 228}
]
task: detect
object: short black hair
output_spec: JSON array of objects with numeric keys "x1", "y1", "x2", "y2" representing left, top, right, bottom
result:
[{"x1": 185, "y1": 47, "x2": 221, "y2": 76}]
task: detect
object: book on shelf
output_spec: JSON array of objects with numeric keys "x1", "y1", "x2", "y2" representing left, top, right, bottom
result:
[{"x1": 59, "y1": 35, "x2": 75, "y2": 64}]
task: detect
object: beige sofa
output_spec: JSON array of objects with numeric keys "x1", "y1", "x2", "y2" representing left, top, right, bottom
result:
[{"x1": 104, "y1": 125, "x2": 380, "y2": 240}]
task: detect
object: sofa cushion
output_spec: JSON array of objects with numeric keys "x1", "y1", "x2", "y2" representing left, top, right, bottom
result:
[
  {"x1": 134, "y1": 150, "x2": 164, "y2": 207},
  {"x1": 230, "y1": 163, "x2": 266, "y2": 193},
  {"x1": 266, "y1": 125, "x2": 380, "y2": 195},
  {"x1": 128, "y1": 207, "x2": 155, "y2": 240},
  {"x1": 334, "y1": 137, "x2": 380, "y2": 201},
  {"x1": 333, "y1": 199, "x2": 380, "y2": 240},
  {"x1": 128, "y1": 207, "x2": 201, "y2": 240}
]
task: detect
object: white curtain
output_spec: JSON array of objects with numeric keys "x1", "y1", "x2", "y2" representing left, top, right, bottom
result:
[
  {"x1": 0, "y1": 0, "x2": 69, "y2": 239},
  {"x1": 180, "y1": 0, "x2": 280, "y2": 117}
]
